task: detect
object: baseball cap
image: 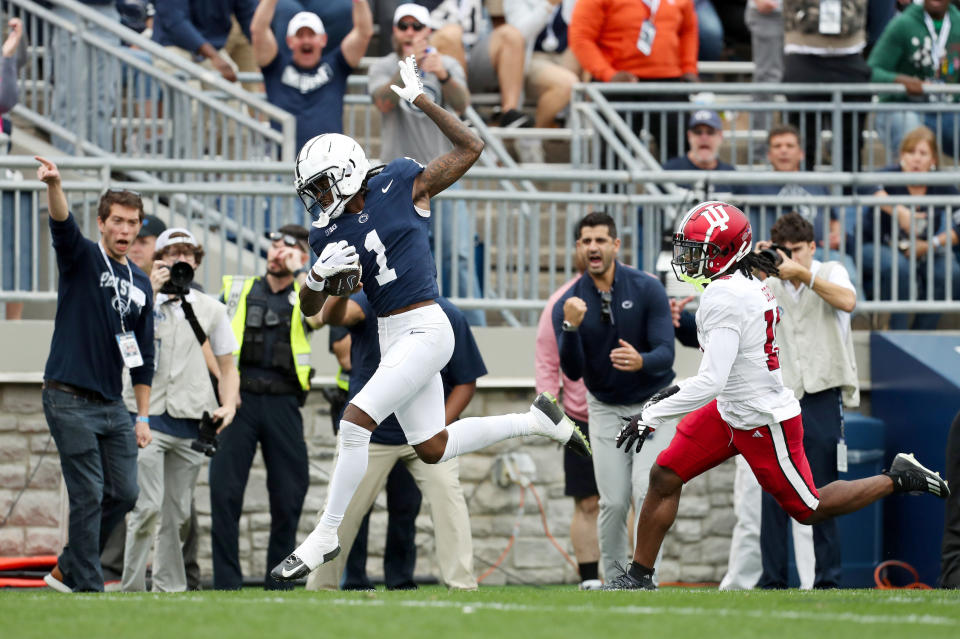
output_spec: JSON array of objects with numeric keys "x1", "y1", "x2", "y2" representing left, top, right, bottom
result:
[
  {"x1": 688, "y1": 109, "x2": 723, "y2": 131},
  {"x1": 155, "y1": 228, "x2": 198, "y2": 252},
  {"x1": 287, "y1": 11, "x2": 325, "y2": 38},
  {"x1": 138, "y1": 214, "x2": 166, "y2": 239},
  {"x1": 393, "y1": 3, "x2": 431, "y2": 27}
]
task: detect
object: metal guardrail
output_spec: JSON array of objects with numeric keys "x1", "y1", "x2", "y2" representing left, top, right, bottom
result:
[
  {"x1": 572, "y1": 82, "x2": 960, "y2": 170},
  {"x1": 2, "y1": 157, "x2": 959, "y2": 320},
  {"x1": 5, "y1": 0, "x2": 296, "y2": 161}
]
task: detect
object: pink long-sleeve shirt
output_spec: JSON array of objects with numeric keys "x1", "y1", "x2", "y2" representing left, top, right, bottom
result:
[{"x1": 535, "y1": 275, "x2": 588, "y2": 422}]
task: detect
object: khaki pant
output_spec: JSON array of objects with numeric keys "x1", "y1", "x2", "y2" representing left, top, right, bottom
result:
[{"x1": 306, "y1": 442, "x2": 477, "y2": 590}]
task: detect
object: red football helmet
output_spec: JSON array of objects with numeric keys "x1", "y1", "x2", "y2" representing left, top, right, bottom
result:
[{"x1": 672, "y1": 200, "x2": 752, "y2": 288}]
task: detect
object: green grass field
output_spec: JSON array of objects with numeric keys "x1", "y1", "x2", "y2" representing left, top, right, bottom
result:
[{"x1": 3, "y1": 586, "x2": 960, "y2": 639}]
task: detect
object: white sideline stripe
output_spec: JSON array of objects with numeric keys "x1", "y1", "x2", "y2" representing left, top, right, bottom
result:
[
  {"x1": 39, "y1": 594, "x2": 954, "y2": 626},
  {"x1": 768, "y1": 423, "x2": 821, "y2": 510}
]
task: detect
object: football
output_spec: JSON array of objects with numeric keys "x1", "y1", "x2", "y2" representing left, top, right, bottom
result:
[{"x1": 323, "y1": 263, "x2": 362, "y2": 296}]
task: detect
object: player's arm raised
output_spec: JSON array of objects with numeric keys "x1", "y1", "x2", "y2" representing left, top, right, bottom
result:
[{"x1": 389, "y1": 55, "x2": 484, "y2": 209}]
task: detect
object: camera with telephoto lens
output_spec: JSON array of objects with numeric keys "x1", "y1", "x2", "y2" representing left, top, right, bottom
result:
[
  {"x1": 759, "y1": 243, "x2": 792, "y2": 267},
  {"x1": 159, "y1": 261, "x2": 194, "y2": 296},
  {"x1": 191, "y1": 411, "x2": 222, "y2": 457}
]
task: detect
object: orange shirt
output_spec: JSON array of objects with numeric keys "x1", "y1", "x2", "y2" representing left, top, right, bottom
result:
[{"x1": 569, "y1": 0, "x2": 699, "y2": 82}]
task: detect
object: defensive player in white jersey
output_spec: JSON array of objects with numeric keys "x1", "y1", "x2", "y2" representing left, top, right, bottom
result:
[
  {"x1": 603, "y1": 201, "x2": 950, "y2": 590},
  {"x1": 271, "y1": 56, "x2": 590, "y2": 582}
]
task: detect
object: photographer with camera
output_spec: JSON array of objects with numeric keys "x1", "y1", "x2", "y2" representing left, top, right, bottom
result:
[
  {"x1": 120, "y1": 228, "x2": 240, "y2": 592},
  {"x1": 752, "y1": 212, "x2": 859, "y2": 589}
]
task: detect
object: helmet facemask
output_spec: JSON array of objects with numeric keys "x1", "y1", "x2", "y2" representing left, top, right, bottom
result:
[{"x1": 298, "y1": 170, "x2": 353, "y2": 227}]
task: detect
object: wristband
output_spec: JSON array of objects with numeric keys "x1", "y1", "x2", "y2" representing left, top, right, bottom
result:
[
  {"x1": 305, "y1": 270, "x2": 325, "y2": 292},
  {"x1": 438, "y1": 72, "x2": 450, "y2": 84},
  {"x1": 808, "y1": 271, "x2": 817, "y2": 290},
  {"x1": 136, "y1": 416, "x2": 149, "y2": 424},
  {"x1": 933, "y1": 234, "x2": 943, "y2": 249}
]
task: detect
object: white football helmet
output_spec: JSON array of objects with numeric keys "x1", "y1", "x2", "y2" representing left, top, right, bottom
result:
[{"x1": 295, "y1": 133, "x2": 370, "y2": 227}]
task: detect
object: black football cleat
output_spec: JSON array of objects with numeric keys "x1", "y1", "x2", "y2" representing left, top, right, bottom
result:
[
  {"x1": 600, "y1": 564, "x2": 657, "y2": 591},
  {"x1": 530, "y1": 392, "x2": 592, "y2": 457},
  {"x1": 885, "y1": 453, "x2": 950, "y2": 498}
]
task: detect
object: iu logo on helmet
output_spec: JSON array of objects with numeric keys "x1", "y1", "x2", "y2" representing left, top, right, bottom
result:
[{"x1": 700, "y1": 203, "x2": 730, "y2": 235}]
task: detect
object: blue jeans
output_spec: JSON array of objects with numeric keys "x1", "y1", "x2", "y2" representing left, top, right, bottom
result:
[
  {"x1": 696, "y1": 0, "x2": 725, "y2": 61},
  {"x1": 862, "y1": 243, "x2": 960, "y2": 329},
  {"x1": 433, "y1": 182, "x2": 485, "y2": 326},
  {"x1": 51, "y1": 4, "x2": 121, "y2": 153},
  {"x1": 42, "y1": 387, "x2": 139, "y2": 592}
]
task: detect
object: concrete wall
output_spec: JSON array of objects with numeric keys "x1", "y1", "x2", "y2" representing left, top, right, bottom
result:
[{"x1": 0, "y1": 381, "x2": 736, "y2": 585}]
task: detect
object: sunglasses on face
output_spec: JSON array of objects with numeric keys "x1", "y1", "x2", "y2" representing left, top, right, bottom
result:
[
  {"x1": 600, "y1": 290, "x2": 615, "y2": 325},
  {"x1": 268, "y1": 231, "x2": 304, "y2": 250},
  {"x1": 396, "y1": 20, "x2": 426, "y2": 31}
]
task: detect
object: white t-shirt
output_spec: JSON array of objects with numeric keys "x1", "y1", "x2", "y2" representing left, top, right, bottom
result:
[{"x1": 642, "y1": 270, "x2": 800, "y2": 430}]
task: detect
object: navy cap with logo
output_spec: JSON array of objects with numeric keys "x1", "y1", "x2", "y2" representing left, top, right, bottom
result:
[
  {"x1": 687, "y1": 109, "x2": 723, "y2": 131},
  {"x1": 138, "y1": 214, "x2": 167, "y2": 238}
]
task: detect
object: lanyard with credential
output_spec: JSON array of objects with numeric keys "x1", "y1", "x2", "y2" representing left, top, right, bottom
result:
[
  {"x1": 924, "y1": 12, "x2": 952, "y2": 76},
  {"x1": 99, "y1": 241, "x2": 133, "y2": 332}
]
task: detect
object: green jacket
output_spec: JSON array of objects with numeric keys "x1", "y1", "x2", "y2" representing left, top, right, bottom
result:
[{"x1": 868, "y1": 4, "x2": 960, "y2": 102}]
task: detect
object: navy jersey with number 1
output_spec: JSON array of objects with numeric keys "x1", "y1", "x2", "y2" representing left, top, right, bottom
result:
[{"x1": 309, "y1": 158, "x2": 439, "y2": 316}]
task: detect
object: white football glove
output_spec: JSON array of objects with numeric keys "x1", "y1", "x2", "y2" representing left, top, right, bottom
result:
[
  {"x1": 313, "y1": 240, "x2": 359, "y2": 279},
  {"x1": 390, "y1": 55, "x2": 425, "y2": 104}
]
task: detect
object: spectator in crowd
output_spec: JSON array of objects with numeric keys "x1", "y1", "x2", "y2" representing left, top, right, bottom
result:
[
  {"x1": 754, "y1": 212, "x2": 859, "y2": 590},
  {"x1": 940, "y1": 408, "x2": 960, "y2": 588},
  {"x1": 151, "y1": 0, "x2": 256, "y2": 83},
  {"x1": 781, "y1": 0, "x2": 872, "y2": 173},
  {"x1": 430, "y1": 0, "x2": 531, "y2": 128},
  {"x1": 306, "y1": 293, "x2": 483, "y2": 591},
  {"x1": 50, "y1": 2, "x2": 121, "y2": 153},
  {"x1": 569, "y1": 0, "x2": 700, "y2": 162},
  {"x1": 746, "y1": 125, "x2": 857, "y2": 280},
  {"x1": 273, "y1": 0, "x2": 358, "y2": 51},
  {"x1": 862, "y1": 125, "x2": 960, "y2": 329},
  {"x1": 120, "y1": 229, "x2": 240, "y2": 592},
  {"x1": 536, "y1": 250, "x2": 602, "y2": 590},
  {"x1": 554, "y1": 212, "x2": 676, "y2": 582},
  {"x1": 504, "y1": 0, "x2": 582, "y2": 163},
  {"x1": 663, "y1": 109, "x2": 741, "y2": 199},
  {"x1": 209, "y1": 225, "x2": 323, "y2": 589},
  {"x1": 1, "y1": 17, "x2": 26, "y2": 320},
  {"x1": 36, "y1": 157, "x2": 154, "y2": 593},
  {"x1": 126, "y1": 214, "x2": 168, "y2": 275},
  {"x1": 251, "y1": 0, "x2": 373, "y2": 151},
  {"x1": 369, "y1": 3, "x2": 485, "y2": 326},
  {"x1": 868, "y1": 0, "x2": 960, "y2": 157},
  {"x1": 743, "y1": 0, "x2": 783, "y2": 157},
  {"x1": 696, "y1": 0, "x2": 726, "y2": 61}
]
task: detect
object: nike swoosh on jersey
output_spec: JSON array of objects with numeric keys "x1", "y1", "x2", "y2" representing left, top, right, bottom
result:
[{"x1": 381, "y1": 179, "x2": 394, "y2": 193}]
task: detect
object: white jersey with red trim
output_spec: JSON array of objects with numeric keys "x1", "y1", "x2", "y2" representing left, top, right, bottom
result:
[{"x1": 642, "y1": 270, "x2": 800, "y2": 430}]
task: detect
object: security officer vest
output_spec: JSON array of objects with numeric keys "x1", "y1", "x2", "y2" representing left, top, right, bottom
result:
[
  {"x1": 122, "y1": 291, "x2": 224, "y2": 418},
  {"x1": 221, "y1": 275, "x2": 312, "y2": 392},
  {"x1": 767, "y1": 261, "x2": 860, "y2": 407}
]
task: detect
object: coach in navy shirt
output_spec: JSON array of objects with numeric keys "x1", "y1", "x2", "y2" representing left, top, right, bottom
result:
[
  {"x1": 553, "y1": 212, "x2": 676, "y2": 582},
  {"x1": 251, "y1": 0, "x2": 373, "y2": 151},
  {"x1": 36, "y1": 157, "x2": 155, "y2": 593},
  {"x1": 306, "y1": 293, "x2": 483, "y2": 591}
]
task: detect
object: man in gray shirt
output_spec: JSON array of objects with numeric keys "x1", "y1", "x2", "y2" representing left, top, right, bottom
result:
[{"x1": 368, "y1": 3, "x2": 484, "y2": 326}]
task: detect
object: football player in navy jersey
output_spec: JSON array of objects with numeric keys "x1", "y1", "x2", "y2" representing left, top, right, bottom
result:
[{"x1": 271, "y1": 56, "x2": 591, "y2": 581}]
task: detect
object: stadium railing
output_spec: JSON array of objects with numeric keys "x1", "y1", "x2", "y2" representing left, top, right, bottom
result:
[
  {"x1": 4, "y1": 0, "x2": 296, "y2": 161},
  {"x1": 1, "y1": 156, "x2": 957, "y2": 320}
]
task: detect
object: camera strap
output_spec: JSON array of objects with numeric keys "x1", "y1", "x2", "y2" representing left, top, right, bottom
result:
[{"x1": 179, "y1": 296, "x2": 222, "y2": 405}]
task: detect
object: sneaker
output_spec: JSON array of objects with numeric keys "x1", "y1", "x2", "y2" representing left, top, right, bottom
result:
[
  {"x1": 530, "y1": 392, "x2": 592, "y2": 457},
  {"x1": 499, "y1": 109, "x2": 530, "y2": 129},
  {"x1": 103, "y1": 579, "x2": 122, "y2": 592},
  {"x1": 579, "y1": 578, "x2": 603, "y2": 590},
  {"x1": 514, "y1": 137, "x2": 545, "y2": 164},
  {"x1": 43, "y1": 564, "x2": 72, "y2": 593},
  {"x1": 270, "y1": 527, "x2": 341, "y2": 582},
  {"x1": 600, "y1": 564, "x2": 657, "y2": 591},
  {"x1": 885, "y1": 452, "x2": 950, "y2": 497}
]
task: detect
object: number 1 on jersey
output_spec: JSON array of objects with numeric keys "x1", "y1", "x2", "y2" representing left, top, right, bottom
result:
[
  {"x1": 763, "y1": 307, "x2": 781, "y2": 371},
  {"x1": 364, "y1": 229, "x2": 398, "y2": 286}
]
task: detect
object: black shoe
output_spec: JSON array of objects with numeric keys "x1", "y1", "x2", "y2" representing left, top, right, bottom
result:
[
  {"x1": 885, "y1": 453, "x2": 950, "y2": 497},
  {"x1": 531, "y1": 392, "x2": 592, "y2": 457},
  {"x1": 499, "y1": 109, "x2": 530, "y2": 129},
  {"x1": 600, "y1": 564, "x2": 657, "y2": 591}
]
